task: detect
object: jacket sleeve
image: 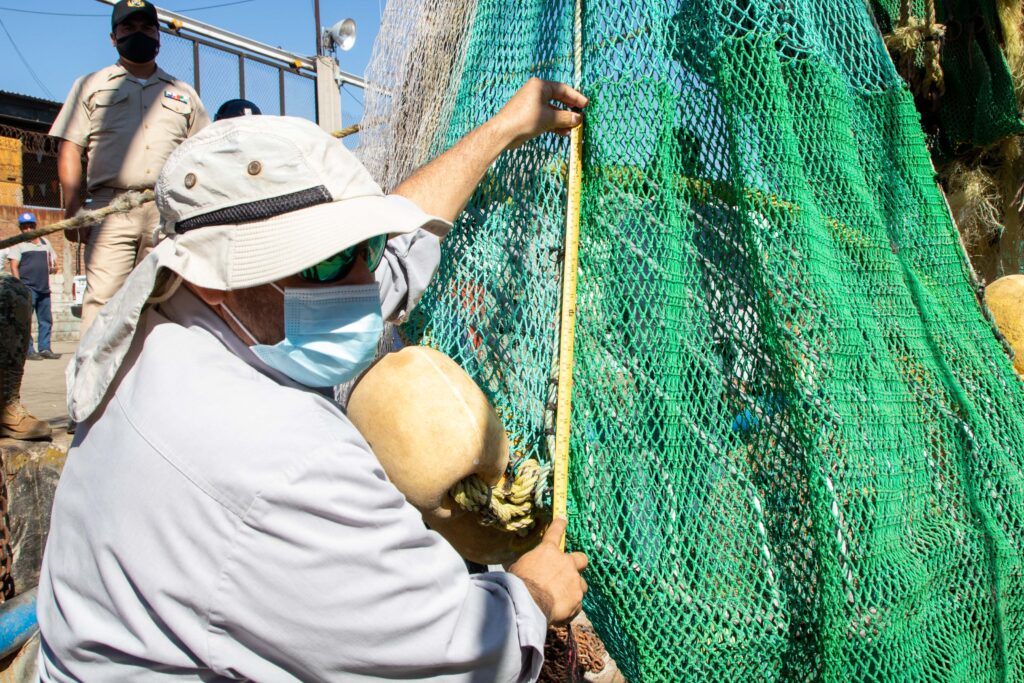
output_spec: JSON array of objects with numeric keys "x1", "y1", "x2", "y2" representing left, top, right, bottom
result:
[
  {"x1": 375, "y1": 191, "x2": 453, "y2": 324},
  {"x1": 204, "y1": 434, "x2": 547, "y2": 682},
  {"x1": 375, "y1": 227, "x2": 442, "y2": 324}
]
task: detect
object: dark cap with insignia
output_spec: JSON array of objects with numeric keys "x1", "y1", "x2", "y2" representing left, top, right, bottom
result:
[
  {"x1": 214, "y1": 99, "x2": 263, "y2": 121},
  {"x1": 111, "y1": 0, "x2": 159, "y2": 30}
]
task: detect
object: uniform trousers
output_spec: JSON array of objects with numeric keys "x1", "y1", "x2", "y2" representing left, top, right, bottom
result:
[{"x1": 81, "y1": 188, "x2": 159, "y2": 332}]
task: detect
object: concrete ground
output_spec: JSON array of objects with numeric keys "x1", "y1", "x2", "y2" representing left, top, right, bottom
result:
[{"x1": 2, "y1": 340, "x2": 77, "y2": 451}]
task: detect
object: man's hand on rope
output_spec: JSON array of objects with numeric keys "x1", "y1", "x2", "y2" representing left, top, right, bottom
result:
[
  {"x1": 493, "y1": 78, "x2": 589, "y2": 150},
  {"x1": 64, "y1": 226, "x2": 91, "y2": 245},
  {"x1": 507, "y1": 517, "x2": 588, "y2": 625},
  {"x1": 64, "y1": 202, "x2": 90, "y2": 244}
]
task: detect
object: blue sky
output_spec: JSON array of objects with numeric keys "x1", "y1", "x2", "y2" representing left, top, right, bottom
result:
[{"x1": 0, "y1": 0, "x2": 381, "y2": 132}]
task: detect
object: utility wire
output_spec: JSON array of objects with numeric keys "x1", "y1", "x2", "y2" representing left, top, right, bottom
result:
[
  {"x1": 0, "y1": 1, "x2": 256, "y2": 17},
  {"x1": 0, "y1": 7, "x2": 103, "y2": 16},
  {"x1": 341, "y1": 84, "x2": 363, "y2": 109},
  {"x1": 0, "y1": 17, "x2": 54, "y2": 98},
  {"x1": 175, "y1": 0, "x2": 256, "y2": 11}
]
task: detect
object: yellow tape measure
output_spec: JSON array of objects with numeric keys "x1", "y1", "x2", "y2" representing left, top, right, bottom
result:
[{"x1": 552, "y1": 123, "x2": 584, "y2": 551}]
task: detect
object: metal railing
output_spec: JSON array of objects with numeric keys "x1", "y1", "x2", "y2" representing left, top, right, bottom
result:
[
  {"x1": 92, "y1": 0, "x2": 366, "y2": 122},
  {"x1": 157, "y1": 32, "x2": 317, "y2": 120}
]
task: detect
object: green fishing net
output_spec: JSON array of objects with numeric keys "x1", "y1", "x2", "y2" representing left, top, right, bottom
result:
[{"x1": 358, "y1": 0, "x2": 1024, "y2": 679}]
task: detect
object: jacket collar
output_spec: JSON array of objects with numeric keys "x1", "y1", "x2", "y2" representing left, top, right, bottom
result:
[{"x1": 105, "y1": 62, "x2": 175, "y2": 85}]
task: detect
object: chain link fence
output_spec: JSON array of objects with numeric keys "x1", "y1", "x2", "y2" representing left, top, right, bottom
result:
[
  {"x1": 157, "y1": 31, "x2": 316, "y2": 122},
  {"x1": 0, "y1": 124, "x2": 62, "y2": 211}
]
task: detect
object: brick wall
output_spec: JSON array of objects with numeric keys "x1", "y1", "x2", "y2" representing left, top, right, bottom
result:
[{"x1": 1, "y1": 206, "x2": 84, "y2": 343}]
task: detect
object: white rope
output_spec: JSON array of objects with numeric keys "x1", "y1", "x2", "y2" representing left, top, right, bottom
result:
[{"x1": 0, "y1": 190, "x2": 155, "y2": 250}]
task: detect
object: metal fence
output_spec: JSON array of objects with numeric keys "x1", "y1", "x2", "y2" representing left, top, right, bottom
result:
[
  {"x1": 0, "y1": 124, "x2": 62, "y2": 211},
  {"x1": 157, "y1": 30, "x2": 317, "y2": 122}
]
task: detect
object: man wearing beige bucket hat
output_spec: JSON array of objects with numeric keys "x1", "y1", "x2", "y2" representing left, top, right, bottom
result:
[{"x1": 36, "y1": 78, "x2": 589, "y2": 682}]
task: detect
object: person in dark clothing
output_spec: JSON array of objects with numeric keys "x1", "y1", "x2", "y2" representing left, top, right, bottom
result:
[{"x1": 9, "y1": 213, "x2": 61, "y2": 361}]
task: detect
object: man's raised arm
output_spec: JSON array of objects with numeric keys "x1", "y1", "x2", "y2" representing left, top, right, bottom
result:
[{"x1": 393, "y1": 78, "x2": 588, "y2": 225}]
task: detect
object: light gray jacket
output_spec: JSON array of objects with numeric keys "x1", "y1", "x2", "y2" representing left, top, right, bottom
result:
[{"x1": 37, "y1": 231, "x2": 547, "y2": 682}]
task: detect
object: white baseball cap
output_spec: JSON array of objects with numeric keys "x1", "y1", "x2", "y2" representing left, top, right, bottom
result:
[{"x1": 67, "y1": 115, "x2": 450, "y2": 421}]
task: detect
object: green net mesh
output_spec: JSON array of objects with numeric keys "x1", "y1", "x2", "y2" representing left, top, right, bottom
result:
[{"x1": 359, "y1": 0, "x2": 1024, "y2": 679}]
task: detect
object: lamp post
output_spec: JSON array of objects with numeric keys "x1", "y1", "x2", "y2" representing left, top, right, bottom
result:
[
  {"x1": 314, "y1": 0, "x2": 323, "y2": 56},
  {"x1": 315, "y1": 12, "x2": 358, "y2": 133}
]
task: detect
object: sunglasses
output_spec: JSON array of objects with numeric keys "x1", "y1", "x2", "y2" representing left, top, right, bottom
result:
[{"x1": 299, "y1": 234, "x2": 388, "y2": 283}]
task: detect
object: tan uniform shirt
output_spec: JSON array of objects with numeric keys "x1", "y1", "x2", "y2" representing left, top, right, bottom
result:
[{"x1": 50, "y1": 63, "x2": 209, "y2": 193}]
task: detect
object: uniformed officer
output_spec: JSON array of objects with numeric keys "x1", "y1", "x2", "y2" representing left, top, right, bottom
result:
[{"x1": 51, "y1": 0, "x2": 209, "y2": 332}]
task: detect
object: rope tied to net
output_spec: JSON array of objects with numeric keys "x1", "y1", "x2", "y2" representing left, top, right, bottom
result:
[
  {"x1": 885, "y1": 0, "x2": 946, "y2": 98},
  {"x1": 332, "y1": 124, "x2": 361, "y2": 139},
  {"x1": 0, "y1": 189, "x2": 155, "y2": 251},
  {"x1": 449, "y1": 458, "x2": 549, "y2": 535}
]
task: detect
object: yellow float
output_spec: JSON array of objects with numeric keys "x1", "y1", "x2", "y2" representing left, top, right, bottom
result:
[
  {"x1": 985, "y1": 275, "x2": 1024, "y2": 376},
  {"x1": 347, "y1": 346, "x2": 547, "y2": 564}
]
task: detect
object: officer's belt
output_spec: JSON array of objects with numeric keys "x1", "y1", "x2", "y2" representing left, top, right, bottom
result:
[{"x1": 89, "y1": 186, "x2": 153, "y2": 200}]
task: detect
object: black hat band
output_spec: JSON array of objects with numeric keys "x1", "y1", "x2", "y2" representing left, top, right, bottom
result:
[{"x1": 174, "y1": 186, "x2": 333, "y2": 234}]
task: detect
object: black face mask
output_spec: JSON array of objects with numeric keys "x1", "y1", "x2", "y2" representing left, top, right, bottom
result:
[{"x1": 116, "y1": 32, "x2": 159, "y2": 64}]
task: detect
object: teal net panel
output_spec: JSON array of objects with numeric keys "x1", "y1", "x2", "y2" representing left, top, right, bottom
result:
[{"x1": 359, "y1": 0, "x2": 1024, "y2": 680}]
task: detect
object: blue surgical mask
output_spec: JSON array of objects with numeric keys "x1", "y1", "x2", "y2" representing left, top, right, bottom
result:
[{"x1": 222, "y1": 282, "x2": 383, "y2": 388}]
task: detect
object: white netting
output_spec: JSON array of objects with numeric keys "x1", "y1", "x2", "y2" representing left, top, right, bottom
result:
[{"x1": 357, "y1": 0, "x2": 479, "y2": 190}]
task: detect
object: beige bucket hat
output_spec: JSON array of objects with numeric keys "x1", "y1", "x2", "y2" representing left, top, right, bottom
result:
[{"x1": 67, "y1": 115, "x2": 450, "y2": 422}]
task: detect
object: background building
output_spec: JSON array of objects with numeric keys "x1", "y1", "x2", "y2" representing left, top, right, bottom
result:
[{"x1": 0, "y1": 90, "x2": 80, "y2": 343}]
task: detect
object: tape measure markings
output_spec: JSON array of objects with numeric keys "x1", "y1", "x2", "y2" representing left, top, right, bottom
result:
[{"x1": 552, "y1": 123, "x2": 583, "y2": 551}]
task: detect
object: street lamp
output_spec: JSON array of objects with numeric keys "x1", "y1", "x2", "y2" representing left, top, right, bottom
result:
[{"x1": 325, "y1": 18, "x2": 357, "y2": 52}]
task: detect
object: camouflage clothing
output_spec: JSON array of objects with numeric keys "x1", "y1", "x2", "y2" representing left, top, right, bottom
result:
[{"x1": 0, "y1": 276, "x2": 31, "y2": 408}]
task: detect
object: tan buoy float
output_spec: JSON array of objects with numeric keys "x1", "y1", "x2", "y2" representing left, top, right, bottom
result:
[
  {"x1": 985, "y1": 274, "x2": 1024, "y2": 376},
  {"x1": 347, "y1": 346, "x2": 548, "y2": 564}
]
